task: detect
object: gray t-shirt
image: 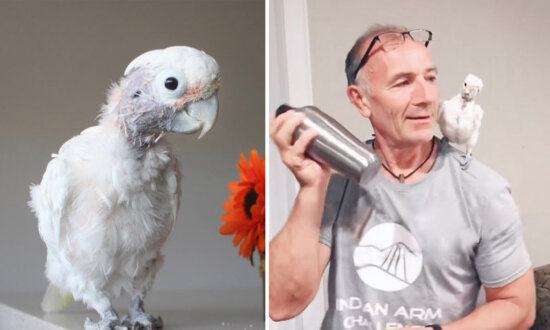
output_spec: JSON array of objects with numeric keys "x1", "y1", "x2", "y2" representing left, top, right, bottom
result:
[{"x1": 319, "y1": 140, "x2": 531, "y2": 329}]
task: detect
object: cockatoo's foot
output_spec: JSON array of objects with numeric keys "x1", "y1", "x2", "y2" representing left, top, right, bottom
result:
[
  {"x1": 84, "y1": 309, "x2": 129, "y2": 330},
  {"x1": 130, "y1": 313, "x2": 163, "y2": 330},
  {"x1": 459, "y1": 154, "x2": 473, "y2": 170},
  {"x1": 129, "y1": 297, "x2": 163, "y2": 329}
]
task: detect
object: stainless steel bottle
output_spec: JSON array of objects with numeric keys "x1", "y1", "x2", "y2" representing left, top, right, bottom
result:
[{"x1": 276, "y1": 104, "x2": 381, "y2": 187}]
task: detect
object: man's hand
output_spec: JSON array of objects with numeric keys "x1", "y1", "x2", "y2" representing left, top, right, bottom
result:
[
  {"x1": 269, "y1": 110, "x2": 333, "y2": 321},
  {"x1": 270, "y1": 110, "x2": 331, "y2": 187}
]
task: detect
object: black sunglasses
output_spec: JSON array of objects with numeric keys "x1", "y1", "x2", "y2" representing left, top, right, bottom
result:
[{"x1": 352, "y1": 29, "x2": 433, "y2": 83}]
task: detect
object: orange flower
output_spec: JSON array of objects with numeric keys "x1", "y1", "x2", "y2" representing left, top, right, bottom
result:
[{"x1": 220, "y1": 149, "x2": 265, "y2": 260}]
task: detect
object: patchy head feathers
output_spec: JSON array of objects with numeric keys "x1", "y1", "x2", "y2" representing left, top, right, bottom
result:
[
  {"x1": 101, "y1": 46, "x2": 220, "y2": 148},
  {"x1": 461, "y1": 73, "x2": 483, "y2": 101}
]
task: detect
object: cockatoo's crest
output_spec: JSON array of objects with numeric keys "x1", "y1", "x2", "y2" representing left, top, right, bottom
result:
[
  {"x1": 123, "y1": 46, "x2": 219, "y2": 87},
  {"x1": 461, "y1": 73, "x2": 483, "y2": 102},
  {"x1": 124, "y1": 49, "x2": 164, "y2": 76},
  {"x1": 464, "y1": 73, "x2": 484, "y2": 91}
]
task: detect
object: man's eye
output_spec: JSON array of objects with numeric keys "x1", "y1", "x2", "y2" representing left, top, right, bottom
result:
[
  {"x1": 426, "y1": 75, "x2": 437, "y2": 82},
  {"x1": 395, "y1": 80, "x2": 410, "y2": 87}
]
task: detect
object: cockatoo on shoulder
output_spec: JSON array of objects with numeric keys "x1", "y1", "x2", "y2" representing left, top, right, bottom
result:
[
  {"x1": 438, "y1": 73, "x2": 484, "y2": 169},
  {"x1": 29, "y1": 46, "x2": 220, "y2": 330}
]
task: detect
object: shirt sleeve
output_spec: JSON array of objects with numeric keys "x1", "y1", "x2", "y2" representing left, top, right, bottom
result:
[
  {"x1": 319, "y1": 174, "x2": 349, "y2": 247},
  {"x1": 474, "y1": 187, "x2": 531, "y2": 288}
]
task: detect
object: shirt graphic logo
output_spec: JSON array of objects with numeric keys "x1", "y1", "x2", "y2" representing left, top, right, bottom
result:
[{"x1": 353, "y1": 223, "x2": 423, "y2": 292}]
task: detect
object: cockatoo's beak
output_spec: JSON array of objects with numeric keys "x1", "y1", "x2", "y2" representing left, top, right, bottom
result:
[{"x1": 170, "y1": 94, "x2": 218, "y2": 139}]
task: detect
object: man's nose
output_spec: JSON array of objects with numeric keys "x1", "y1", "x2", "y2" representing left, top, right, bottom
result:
[{"x1": 411, "y1": 77, "x2": 437, "y2": 105}]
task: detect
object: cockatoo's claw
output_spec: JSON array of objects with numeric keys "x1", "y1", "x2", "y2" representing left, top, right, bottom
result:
[
  {"x1": 115, "y1": 326, "x2": 130, "y2": 330},
  {"x1": 128, "y1": 297, "x2": 163, "y2": 329},
  {"x1": 130, "y1": 313, "x2": 163, "y2": 329},
  {"x1": 84, "y1": 316, "x2": 129, "y2": 330},
  {"x1": 119, "y1": 315, "x2": 132, "y2": 329},
  {"x1": 459, "y1": 154, "x2": 473, "y2": 170}
]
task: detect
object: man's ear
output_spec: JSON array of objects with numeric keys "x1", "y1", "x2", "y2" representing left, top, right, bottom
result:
[{"x1": 347, "y1": 84, "x2": 371, "y2": 118}]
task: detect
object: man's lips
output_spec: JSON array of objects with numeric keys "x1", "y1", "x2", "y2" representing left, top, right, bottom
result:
[{"x1": 406, "y1": 115, "x2": 431, "y2": 120}]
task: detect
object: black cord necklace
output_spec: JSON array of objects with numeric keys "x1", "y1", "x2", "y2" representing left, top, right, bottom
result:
[{"x1": 374, "y1": 137, "x2": 436, "y2": 183}]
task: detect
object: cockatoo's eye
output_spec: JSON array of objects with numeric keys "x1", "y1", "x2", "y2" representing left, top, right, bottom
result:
[
  {"x1": 165, "y1": 77, "x2": 178, "y2": 90},
  {"x1": 154, "y1": 69, "x2": 187, "y2": 101},
  {"x1": 464, "y1": 82, "x2": 467, "y2": 86}
]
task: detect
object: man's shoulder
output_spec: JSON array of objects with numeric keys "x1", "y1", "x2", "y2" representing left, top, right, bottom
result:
[{"x1": 439, "y1": 141, "x2": 511, "y2": 199}]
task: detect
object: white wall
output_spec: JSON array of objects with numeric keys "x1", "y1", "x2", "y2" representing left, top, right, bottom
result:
[
  {"x1": 0, "y1": 1, "x2": 265, "y2": 294},
  {"x1": 269, "y1": 0, "x2": 327, "y2": 328},
  {"x1": 306, "y1": 0, "x2": 550, "y2": 267},
  {"x1": 269, "y1": 0, "x2": 550, "y2": 327}
]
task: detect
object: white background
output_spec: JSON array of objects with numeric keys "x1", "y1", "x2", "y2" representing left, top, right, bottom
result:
[
  {"x1": 0, "y1": 0, "x2": 265, "y2": 298},
  {"x1": 270, "y1": 0, "x2": 550, "y2": 328}
]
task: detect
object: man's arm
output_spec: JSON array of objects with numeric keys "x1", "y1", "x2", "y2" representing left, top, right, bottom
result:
[
  {"x1": 442, "y1": 269, "x2": 535, "y2": 330},
  {"x1": 397, "y1": 269, "x2": 535, "y2": 330},
  {"x1": 400, "y1": 270, "x2": 535, "y2": 330},
  {"x1": 268, "y1": 110, "x2": 332, "y2": 321},
  {"x1": 269, "y1": 184, "x2": 332, "y2": 321},
  {"x1": 440, "y1": 183, "x2": 536, "y2": 329},
  {"x1": 400, "y1": 185, "x2": 536, "y2": 330}
]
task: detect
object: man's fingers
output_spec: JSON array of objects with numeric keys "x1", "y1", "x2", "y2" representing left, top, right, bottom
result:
[
  {"x1": 270, "y1": 111, "x2": 306, "y2": 148},
  {"x1": 291, "y1": 128, "x2": 318, "y2": 156},
  {"x1": 270, "y1": 111, "x2": 324, "y2": 177},
  {"x1": 270, "y1": 109, "x2": 297, "y2": 137},
  {"x1": 279, "y1": 128, "x2": 318, "y2": 169},
  {"x1": 269, "y1": 109, "x2": 293, "y2": 137}
]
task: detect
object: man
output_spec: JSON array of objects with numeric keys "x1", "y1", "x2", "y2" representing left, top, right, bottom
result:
[{"x1": 269, "y1": 25, "x2": 535, "y2": 330}]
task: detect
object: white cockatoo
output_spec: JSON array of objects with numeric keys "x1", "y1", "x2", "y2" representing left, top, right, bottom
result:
[
  {"x1": 29, "y1": 46, "x2": 220, "y2": 330},
  {"x1": 438, "y1": 73, "x2": 484, "y2": 168}
]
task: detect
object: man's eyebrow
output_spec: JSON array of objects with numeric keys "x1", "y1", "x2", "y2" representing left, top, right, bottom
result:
[
  {"x1": 426, "y1": 67, "x2": 438, "y2": 74},
  {"x1": 387, "y1": 67, "x2": 439, "y2": 85},
  {"x1": 387, "y1": 72, "x2": 413, "y2": 85}
]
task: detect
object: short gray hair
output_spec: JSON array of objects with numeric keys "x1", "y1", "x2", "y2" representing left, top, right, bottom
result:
[{"x1": 345, "y1": 24, "x2": 408, "y2": 86}]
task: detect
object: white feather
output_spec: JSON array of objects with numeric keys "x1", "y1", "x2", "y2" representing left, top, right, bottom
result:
[
  {"x1": 29, "y1": 122, "x2": 181, "y2": 316},
  {"x1": 29, "y1": 45, "x2": 217, "y2": 322},
  {"x1": 41, "y1": 284, "x2": 73, "y2": 312},
  {"x1": 124, "y1": 46, "x2": 219, "y2": 87},
  {"x1": 438, "y1": 73, "x2": 484, "y2": 156}
]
